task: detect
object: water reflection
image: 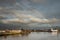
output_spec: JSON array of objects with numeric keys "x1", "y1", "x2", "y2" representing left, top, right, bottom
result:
[
  {"x1": 0, "y1": 32, "x2": 60, "y2": 40},
  {"x1": 51, "y1": 32, "x2": 58, "y2": 35}
]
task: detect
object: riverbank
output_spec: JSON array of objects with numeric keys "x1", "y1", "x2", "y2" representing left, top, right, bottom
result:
[
  {"x1": 0, "y1": 29, "x2": 60, "y2": 36},
  {"x1": 0, "y1": 30, "x2": 31, "y2": 36}
]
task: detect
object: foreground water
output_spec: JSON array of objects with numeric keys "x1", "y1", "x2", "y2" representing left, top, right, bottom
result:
[{"x1": 0, "y1": 32, "x2": 60, "y2": 40}]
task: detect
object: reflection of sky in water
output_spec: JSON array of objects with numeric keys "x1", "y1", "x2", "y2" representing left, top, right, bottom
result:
[{"x1": 0, "y1": 32, "x2": 60, "y2": 40}]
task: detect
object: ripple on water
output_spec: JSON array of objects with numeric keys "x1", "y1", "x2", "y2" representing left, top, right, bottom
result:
[{"x1": 0, "y1": 32, "x2": 60, "y2": 40}]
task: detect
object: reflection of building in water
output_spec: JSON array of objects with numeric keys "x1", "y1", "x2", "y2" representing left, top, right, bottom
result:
[
  {"x1": 51, "y1": 32, "x2": 58, "y2": 35},
  {"x1": 51, "y1": 28, "x2": 58, "y2": 35}
]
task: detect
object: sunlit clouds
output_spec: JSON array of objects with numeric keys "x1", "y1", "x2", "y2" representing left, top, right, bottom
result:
[
  {"x1": 1, "y1": 14, "x2": 60, "y2": 24},
  {"x1": 0, "y1": 0, "x2": 60, "y2": 26}
]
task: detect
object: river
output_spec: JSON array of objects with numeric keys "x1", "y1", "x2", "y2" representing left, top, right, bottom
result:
[{"x1": 0, "y1": 32, "x2": 60, "y2": 40}]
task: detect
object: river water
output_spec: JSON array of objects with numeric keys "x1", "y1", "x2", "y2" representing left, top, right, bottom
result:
[{"x1": 0, "y1": 32, "x2": 60, "y2": 40}]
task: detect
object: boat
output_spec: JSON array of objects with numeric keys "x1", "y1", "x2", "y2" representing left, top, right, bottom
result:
[{"x1": 51, "y1": 28, "x2": 58, "y2": 32}]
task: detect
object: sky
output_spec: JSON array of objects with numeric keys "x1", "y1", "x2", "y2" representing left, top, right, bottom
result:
[{"x1": 0, "y1": 0, "x2": 60, "y2": 27}]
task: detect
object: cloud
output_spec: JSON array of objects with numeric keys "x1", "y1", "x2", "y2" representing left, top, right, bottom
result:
[
  {"x1": 12, "y1": 9, "x2": 45, "y2": 18},
  {"x1": 1, "y1": 15, "x2": 60, "y2": 24},
  {"x1": 30, "y1": 0, "x2": 47, "y2": 3},
  {"x1": 0, "y1": 0, "x2": 60, "y2": 27},
  {"x1": 0, "y1": 8, "x2": 59, "y2": 24},
  {"x1": 1, "y1": 14, "x2": 34, "y2": 24},
  {"x1": 0, "y1": 0, "x2": 15, "y2": 6},
  {"x1": 30, "y1": 18, "x2": 49, "y2": 23},
  {"x1": 2, "y1": 18, "x2": 26, "y2": 23},
  {"x1": 0, "y1": 6, "x2": 44, "y2": 19},
  {"x1": 30, "y1": 17, "x2": 60, "y2": 24}
]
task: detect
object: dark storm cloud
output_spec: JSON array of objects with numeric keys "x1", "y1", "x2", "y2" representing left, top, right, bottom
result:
[
  {"x1": 42, "y1": 0, "x2": 60, "y2": 19},
  {"x1": 16, "y1": 0, "x2": 60, "y2": 19},
  {"x1": 0, "y1": 0, "x2": 60, "y2": 19},
  {"x1": 0, "y1": 0, "x2": 16, "y2": 6},
  {"x1": 0, "y1": 0, "x2": 60, "y2": 26},
  {"x1": 27, "y1": 0, "x2": 60, "y2": 19}
]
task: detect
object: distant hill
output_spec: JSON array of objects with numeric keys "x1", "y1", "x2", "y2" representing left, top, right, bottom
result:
[
  {"x1": 0, "y1": 23, "x2": 60, "y2": 30},
  {"x1": 0, "y1": 23, "x2": 48, "y2": 30},
  {"x1": 0, "y1": 23, "x2": 28, "y2": 30}
]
